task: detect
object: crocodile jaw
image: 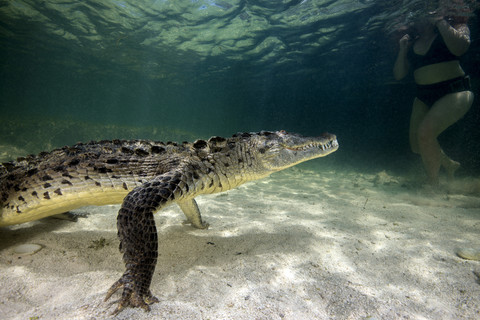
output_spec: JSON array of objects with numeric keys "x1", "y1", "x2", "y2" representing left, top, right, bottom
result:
[{"x1": 259, "y1": 130, "x2": 339, "y2": 171}]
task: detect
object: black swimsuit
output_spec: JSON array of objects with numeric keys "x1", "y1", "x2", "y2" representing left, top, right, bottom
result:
[{"x1": 409, "y1": 35, "x2": 470, "y2": 107}]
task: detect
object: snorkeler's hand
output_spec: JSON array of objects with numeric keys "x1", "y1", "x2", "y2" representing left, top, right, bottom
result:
[
  {"x1": 427, "y1": 10, "x2": 444, "y2": 26},
  {"x1": 398, "y1": 34, "x2": 411, "y2": 51}
]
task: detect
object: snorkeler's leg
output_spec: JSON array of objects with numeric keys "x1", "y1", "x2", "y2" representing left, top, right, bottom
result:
[
  {"x1": 438, "y1": 91, "x2": 473, "y2": 180},
  {"x1": 440, "y1": 150, "x2": 460, "y2": 180},
  {"x1": 417, "y1": 91, "x2": 474, "y2": 185},
  {"x1": 409, "y1": 98, "x2": 429, "y2": 154}
]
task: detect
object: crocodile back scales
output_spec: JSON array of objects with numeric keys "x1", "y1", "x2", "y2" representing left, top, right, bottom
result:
[{"x1": 0, "y1": 140, "x2": 188, "y2": 225}]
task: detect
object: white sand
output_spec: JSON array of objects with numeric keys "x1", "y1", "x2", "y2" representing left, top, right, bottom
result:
[{"x1": 1, "y1": 165, "x2": 480, "y2": 319}]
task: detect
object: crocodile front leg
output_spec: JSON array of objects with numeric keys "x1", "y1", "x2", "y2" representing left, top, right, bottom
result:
[
  {"x1": 105, "y1": 172, "x2": 185, "y2": 315},
  {"x1": 178, "y1": 198, "x2": 209, "y2": 229}
]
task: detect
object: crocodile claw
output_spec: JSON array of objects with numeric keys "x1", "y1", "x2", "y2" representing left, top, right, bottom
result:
[{"x1": 105, "y1": 277, "x2": 159, "y2": 315}]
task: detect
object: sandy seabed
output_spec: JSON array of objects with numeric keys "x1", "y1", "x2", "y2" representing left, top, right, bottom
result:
[{"x1": 1, "y1": 165, "x2": 480, "y2": 320}]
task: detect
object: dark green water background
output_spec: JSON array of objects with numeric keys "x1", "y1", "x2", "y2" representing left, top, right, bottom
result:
[{"x1": 1, "y1": 0, "x2": 479, "y2": 175}]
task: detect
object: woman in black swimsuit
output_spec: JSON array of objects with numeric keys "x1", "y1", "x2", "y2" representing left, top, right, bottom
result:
[{"x1": 393, "y1": 11, "x2": 474, "y2": 187}]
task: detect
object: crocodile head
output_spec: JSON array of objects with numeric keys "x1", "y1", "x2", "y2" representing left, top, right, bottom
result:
[{"x1": 245, "y1": 130, "x2": 338, "y2": 172}]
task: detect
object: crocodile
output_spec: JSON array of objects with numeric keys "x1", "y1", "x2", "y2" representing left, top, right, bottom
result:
[{"x1": 0, "y1": 130, "x2": 338, "y2": 314}]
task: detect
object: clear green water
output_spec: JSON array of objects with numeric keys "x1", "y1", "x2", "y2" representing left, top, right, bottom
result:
[{"x1": 0, "y1": 0, "x2": 479, "y2": 174}]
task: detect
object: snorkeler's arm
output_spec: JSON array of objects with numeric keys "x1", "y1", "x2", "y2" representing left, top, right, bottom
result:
[
  {"x1": 436, "y1": 20, "x2": 470, "y2": 56},
  {"x1": 393, "y1": 35, "x2": 410, "y2": 80}
]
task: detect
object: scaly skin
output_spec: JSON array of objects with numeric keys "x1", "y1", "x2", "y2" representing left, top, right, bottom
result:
[{"x1": 0, "y1": 130, "x2": 338, "y2": 314}]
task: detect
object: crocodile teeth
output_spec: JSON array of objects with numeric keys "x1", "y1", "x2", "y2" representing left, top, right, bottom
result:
[{"x1": 287, "y1": 140, "x2": 336, "y2": 152}]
